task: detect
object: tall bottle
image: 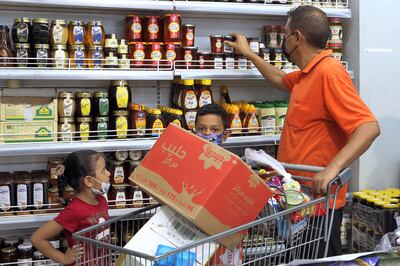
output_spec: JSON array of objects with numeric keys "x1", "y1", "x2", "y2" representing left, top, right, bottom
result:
[
  {"x1": 227, "y1": 104, "x2": 242, "y2": 136},
  {"x1": 197, "y1": 79, "x2": 214, "y2": 108},
  {"x1": 243, "y1": 104, "x2": 260, "y2": 134},
  {"x1": 0, "y1": 26, "x2": 13, "y2": 67},
  {"x1": 180, "y1": 79, "x2": 198, "y2": 130}
]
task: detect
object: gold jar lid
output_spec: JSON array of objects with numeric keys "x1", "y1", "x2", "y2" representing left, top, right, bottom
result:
[
  {"x1": 48, "y1": 158, "x2": 63, "y2": 164},
  {"x1": 52, "y1": 45, "x2": 67, "y2": 50},
  {"x1": 1, "y1": 246, "x2": 17, "y2": 254},
  {"x1": 59, "y1": 117, "x2": 75, "y2": 123},
  {"x1": 113, "y1": 110, "x2": 129, "y2": 117},
  {"x1": 14, "y1": 17, "x2": 31, "y2": 23},
  {"x1": 383, "y1": 203, "x2": 400, "y2": 209},
  {"x1": 15, "y1": 43, "x2": 30, "y2": 49},
  {"x1": 111, "y1": 80, "x2": 128, "y2": 86},
  {"x1": 94, "y1": 92, "x2": 108, "y2": 98},
  {"x1": 77, "y1": 117, "x2": 92, "y2": 123},
  {"x1": 58, "y1": 92, "x2": 75, "y2": 98},
  {"x1": 51, "y1": 19, "x2": 67, "y2": 25},
  {"x1": 33, "y1": 18, "x2": 49, "y2": 24},
  {"x1": 95, "y1": 117, "x2": 109, "y2": 122},
  {"x1": 70, "y1": 45, "x2": 85, "y2": 50},
  {"x1": 89, "y1": 45, "x2": 103, "y2": 51},
  {"x1": 88, "y1": 20, "x2": 103, "y2": 26},
  {"x1": 76, "y1": 92, "x2": 92, "y2": 98},
  {"x1": 69, "y1": 20, "x2": 84, "y2": 26},
  {"x1": 34, "y1": 44, "x2": 50, "y2": 49}
]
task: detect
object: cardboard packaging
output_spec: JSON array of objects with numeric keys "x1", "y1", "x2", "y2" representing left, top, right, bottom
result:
[
  {"x1": 0, "y1": 97, "x2": 57, "y2": 121},
  {"x1": 129, "y1": 125, "x2": 273, "y2": 246},
  {"x1": 0, "y1": 120, "x2": 57, "y2": 143}
]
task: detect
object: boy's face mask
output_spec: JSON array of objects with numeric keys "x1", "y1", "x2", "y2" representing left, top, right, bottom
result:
[{"x1": 196, "y1": 132, "x2": 225, "y2": 146}]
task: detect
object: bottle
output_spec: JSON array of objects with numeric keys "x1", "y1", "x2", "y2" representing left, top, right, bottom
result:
[
  {"x1": 220, "y1": 85, "x2": 231, "y2": 104},
  {"x1": 243, "y1": 104, "x2": 260, "y2": 134},
  {"x1": 172, "y1": 79, "x2": 183, "y2": 108},
  {"x1": 197, "y1": 79, "x2": 214, "y2": 108},
  {"x1": 147, "y1": 109, "x2": 164, "y2": 137},
  {"x1": 129, "y1": 104, "x2": 146, "y2": 137},
  {"x1": 228, "y1": 105, "x2": 242, "y2": 135},
  {"x1": 180, "y1": 79, "x2": 198, "y2": 111},
  {"x1": 0, "y1": 26, "x2": 13, "y2": 67}
]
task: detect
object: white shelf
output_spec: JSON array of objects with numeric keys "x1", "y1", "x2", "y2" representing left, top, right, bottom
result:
[
  {"x1": 0, "y1": 135, "x2": 279, "y2": 157},
  {"x1": 174, "y1": 1, "x2": 352, "y2": 18},
  {"x1": 0, "y1": 0, "x2": 174, "y2": 11},
  {"x1": 0, "y1": 208, "x2": 143, "y2": 230},
  {"x1": 0, "y1": 69, "x2": 174, "y2": 81}
]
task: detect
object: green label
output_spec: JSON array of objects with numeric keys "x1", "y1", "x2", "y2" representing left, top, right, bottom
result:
[{"x1": 99, "y1": 98, "x2": 109, "y2": 116}]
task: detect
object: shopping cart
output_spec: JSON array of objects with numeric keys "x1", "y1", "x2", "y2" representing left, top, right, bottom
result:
[{"x1": 73, "y1": 163, "x2": 352, "y2": 266}]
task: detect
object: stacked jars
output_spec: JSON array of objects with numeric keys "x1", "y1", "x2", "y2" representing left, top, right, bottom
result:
[
  {"x1": 327, "y1": 18, "x2": 343, "y2": 61},
  {"x1": 109, "y1": 80, "x2": 131, "y2": 139}
]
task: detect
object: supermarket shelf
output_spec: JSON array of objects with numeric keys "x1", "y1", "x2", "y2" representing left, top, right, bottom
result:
[
  {"x1": 0, "y1": 69, "x2": 174, "y2": 81},
  {"x1": 174, "y1": 1, "x2": 352, "y2": 18},
  {"x1": 0, "y1": 208, "x2": 143, "y2": 230},
  {"x1": 0, "y1": 135, "x2": 280, "y2": 157},
  {"x1": 0, "y1": 0, "x2": 174, "y2": 11}
]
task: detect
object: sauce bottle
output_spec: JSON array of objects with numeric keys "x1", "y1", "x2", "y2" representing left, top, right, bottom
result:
[
  {"x1": 220, "y1": 84, "x2": 231, "y2": 105},
  {"x1": 227, "y1": 104, "x2": 242, "y2": 135},
  {"x1": 172, "y1": 79, "x2": 183, "y2": 108},
  {"x1": 180, "y1": 79, "x2": 198, "y2": 111},
  {"x1": 243, "y1": 104, "x2": 260, "y2": 134},
  {"x1": 197, "y1": 79, "x2": 214, "y2": 108},
  {"x1": 166, "y1": 108, "x2": 186, "y2": 128},
  {"x1": 129, "y1": 104, "x2": 146, "y2": 137},
  {"x1": 147, "y1": 109, "x2": 164, "y2": 137}
]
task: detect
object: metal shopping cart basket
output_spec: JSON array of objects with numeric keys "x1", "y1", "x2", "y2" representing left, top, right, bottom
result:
[{"x1": 73, "y1": 163, "x2": 352, "y2": 266}]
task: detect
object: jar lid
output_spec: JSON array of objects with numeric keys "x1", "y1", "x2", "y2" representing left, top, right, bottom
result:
[
  {"x1": 76, "y1": 92, "x2": 92, "y2": 98},
  {"x1": 182, "y1": 79, "x2": 194, "y2": 86},
  {"x1": 71, "y1": 45, "x2": 85, "y2": 50},
  {"x1": 64, "y1": 185, "x2": 75, "y2": 192},
  {"x1": 18, "y1": 243, "x2": 33, "y2": 251},
  {"x1": 60, "y1": 117, "x2": 75, "y2": 123},
  {"x1": 383, "y1": 203, "x2": 400, "y2": 209},
  {"x1": 4, "y1": 237, "x2": 19, "y2": 244},
  {"x1": 94, "y1": 91, "x2": 108, "y2": 97},
  {"x1": 89, "y1": 45, "x2": 103, "y2": 51},
  {"x1": 48, "y1": 187, "x2": 59, "y2": 193},
  {"x1": 200, "y1": 79, "x2": 212, "y2": 86},
  {"x1": 1, "y1": 246, "x2": 16, "y2": 254},
  {"x1": 152, "y1": 109, "x2": 161, "y2": 115},
  {"x1": 113, "y1": 110, "x2": 129, "y2": 116},
  {"x1": 210, "y1": 35, "x2": 223, "y2": 38},
  {"x1": 58, "y1": 92, "x2": 75, "y2": 98},
  {"x1": 15, "y1": 43, "x2": 31, "y2": 49},
  {"x1": 69, "y1": 20, "x2": 84, "y2": 26},
  {"x1": 275, "y1": 48, "x2": 283, "y2": 53},
  {"x1": 34, "y1": 44, "x2": 50, "y2": 49},
  {"x1": 51, "y1": 19, "x2": 67, "y2": 25},
  {"x1": 88, "y1": 20, "x2": 103, "y2": 26},
  {"x1": 223, "y1": 35, "x2": 234, "y2": 40},
  {"x1": 112, "y1": 183, "x2": 130, "y2": 189},
  {"x1": 52, "y1": 45, "x2": 68, "y2": 50},
  {"x1": 164, "y1": 13, "x2": 181, "y2": 18},
  {"x1": 14, "y1": 17, "x2": 31, "y2": 23},
  {"x1": 183, "y1": 24, "x2": 195, "y2": 27},
  {"x1": 48, "y1": 158, "x2": 63, "y2": 164},
  {"x1": 111, "y1": 80, "x2": 128, "y2": 86},
  {"x1": 77, "y1": 117, "x2": 92, "y2": 123},
  {"x1": 33, "y1": 18, "x2": 49, "y2": 24},
  {"x1": 175, "y1": 109, "x2": 183, "y2": 116},
  {"x1": 95, "y1": 116, "x2": 109, "y2": 122},
  {"x1": 130, "y1": 103, "x2": 144, "y2": 111},
  {"x1": 329, "y1": 18, "x2": 342, "y2": 23},
  {"x1": 129, "y1": 150, "x2": 143, "y2": 161}
]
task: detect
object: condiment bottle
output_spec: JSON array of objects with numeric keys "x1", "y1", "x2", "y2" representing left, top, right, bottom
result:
[
  {"x1": 109, "y1": 80, "x2": 131, "y2": 110},
  {"x1": 147, "y1": 109, "x2": 164, "y2": 137},
  {"x1": 129, "y1": 104, "x2": 146, "y2": 137},
  {"x1": 180, "y1": 79, "x2": 198, "y2": 111},
  {"x1": 228, "y1": 105, "x2": 242, "y2": 135},
  {"x1": 112, "y1": 110, "x2": 129, "y2": 139},
  {"x1": 243, "y1": 104, "x2": 260, "y2": 134},
  {"x1": 197, "y1": 79, "x2": 213, "y2": 108},
  {"x1": 0, "y1": 26, "x2": 14, "y2": 67}
]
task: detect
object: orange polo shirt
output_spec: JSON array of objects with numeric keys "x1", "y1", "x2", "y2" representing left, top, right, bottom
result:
[{"x1": 279, "y1": 50, "x2": 377, "y2": 209}]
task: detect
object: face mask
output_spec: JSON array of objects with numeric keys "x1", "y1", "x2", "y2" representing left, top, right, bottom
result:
[
  {"x1": 282, "y1": 33, "x2": 299, "y2": 63},
  {"x1": 90, "y1": 177, "x2": 110, "y2": 195},
  {"x1": 196, "y1": 132, "x2": 224, "y2": 146}
]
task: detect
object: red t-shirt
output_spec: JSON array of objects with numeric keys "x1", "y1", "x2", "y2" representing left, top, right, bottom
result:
[{"x1": 54, "y1": 195, "x2": 109, "y2": 266}]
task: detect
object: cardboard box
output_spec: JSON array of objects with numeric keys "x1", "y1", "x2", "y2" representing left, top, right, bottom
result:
[
  {"x1": 0, "y1": 120, "x2": 57, "y2": 143},
  {"x1": 0, "y1": 97, "x2": 57, "y2": 121},
  {"x1": 129, "y1": 125, "x2": 273, "y2": 247},
  {"x1": 117, "y1": 206, "x2": 241, "y2": 266}
]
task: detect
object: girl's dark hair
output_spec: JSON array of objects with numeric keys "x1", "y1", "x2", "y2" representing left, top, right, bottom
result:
[{"x1": 61, "y1": 150, "x2": 104, "y2": 192}]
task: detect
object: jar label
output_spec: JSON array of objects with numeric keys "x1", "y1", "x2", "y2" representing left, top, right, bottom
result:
[
  {"x1": 166, "y1": 49, "x2": 176, "y2": 61},
  {"x1": 248, "y1": 115, "x2": 259, "y2": 131},
  {"x1": 63, "y1": 97, "x2": 73, "y2": 117},
  {"x1": 36, "y1": 49, "x2": 48, "y2": 67},
  {"x1": 61, "y1": 121, "x2": 72, "y2": 141},
  {"x1": 231, "y1": 114, "x2": 242, "y2": 134},
  {"x1": 33, "y1": 183, "x2": 44, "y2": 209},
  {"x1": 225, "y1": 57, "x2": 235, "y2": 69},
  {"x1": 261, "y1": 116, "x2": 275, "y2": 134},
  {"x1": 132, "y1": 22, "x2": 142, "y2": 36},
  {"x1": 92, "y1": 24, "x2": 103, "y2": 45},
  {"x1": 55, "y1": 49, "x2": 66, "y2": 68},
  {"x1": 151, "y1": 119, "x2": 164, "y2": 136},
  {"x1": 53, "y1": 22, "x2": 64, "y2": 44},
  {"x1": 74, "y1": 48, "x2": 84, "y2": 68},
  {"x1": 224, "y1": 44, "x2": 233, "y2": 53},
  {"x1": 17, "y1": 22, "x2": 29, "y2": 42},
  {"x1": 136, "y1": 115, "x2": 146, "y2": 136},
  {"x1": 98, "y1": 97, "x2": 109, "y2": 116},
  {"x1": 116, "y1": 117, "x2": 128, "y2": 139},
  {"x1": 116, "y1": 191, "x2": 126, "y2": 207},
  {"x1": 80, "y1": 98, "x2": 91, "y2": 116},
  {"x1": 214, "y1": 57, "x2": 223, "y2": 69},
  {"x1": 268, "y1": 33, "x2": 278, "y2": 48},
  {"x1": 216, "y1": 40, "x2": 222, "y2": 49},
  {"x1": 184, "y1": 111, "x2": 197, "y2": 130},
  {"x1": 17, "y1": 184, "x2": 28, "y2": 210},
  {"x1": 171, "y1": 119, "x2": 182, "y2": 128},
  {"x1": 114, "y1": 166, "x2": 125, "y2": 184},
  {"x1": 184, "y1": 51, "x2": 193, "y2": 61},
  {"x1": 333, "y1": 52, "x2": 342, "y2": 61},
  {"x1": 151, "y1": 50, "x2": 162, "y2": 61},
  {"x1": 73, "y1": 25, "x2": 84, "y2": 44},
  {"x1": 93, "y1": 49, "x2": 103, "y2": 68},
  {"x1": 238, "y1": 58, "x2": 247, "y2": 70},
  {"x1": 116, "y1": 86, "x2": 129, "y2": 108},
  {"x1": 186, "y1": 29, "x2": 194, "y2": 42},
  {"x1": 80, "y1": 123, "x2": 90, "y2": 141},
  {"x1": 199, "y1": 91, "x2": 212, "y2": 108},
  {"x1": 134, "y1": 50, "x2": 145, "y2": 61},
  {"x1": 330, "y1": 25, "x2": 343, "y2": 43},
  {"x1": 133, "y1": 190, "x2": 144, "y2": 201},
  {"x1": 184, "y1": 91, "x2": 198, "y2": 110},
  {"x1": 148, "y1": 23, "x2": 159, "y2": 36},
  {"x1": 97, "y1": 122, "x2": 108, "y2": 139},
  {"x1": 120, "y1": 58, "x2": 130, "y2": 69},
  {"x1": 0, "y1": 185, "x2": 11, "y2": 211},
  {"x1": 16, "y1": 48, "x2": 28, "y2": 67},
  {"x1": 169, "y1": 21, "x2": 180, "y2": 40}
]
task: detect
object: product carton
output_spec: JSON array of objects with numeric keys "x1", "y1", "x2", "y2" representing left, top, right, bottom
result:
[
  {"x1": 0, "y1": 97, "x2": 57, "y2": 121},
  {"x1": 129, "y1": 125, "x2": 273, "y2": 247},
  {"x1": 0, "y1": 120, "x2": 57, "y2": 143}
]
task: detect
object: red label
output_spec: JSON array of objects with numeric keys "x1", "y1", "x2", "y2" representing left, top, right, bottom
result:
[
  {"x1": 185, "y1": 29, "x2": 194, "y2": 46},
  {"x1": 152, "y1": 42, "x2": 161, "y2": 51},
  {"x1": 132, "y1": 42, "x2": 145, "y2": 65},
  {"x1": 167, "y1": 14, "x2": 180, "y2": 40}
]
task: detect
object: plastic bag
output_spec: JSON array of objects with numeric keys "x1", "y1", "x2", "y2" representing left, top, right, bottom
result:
[{"x1": 376, "y1": 215, "x2": 400, "y2": 252}]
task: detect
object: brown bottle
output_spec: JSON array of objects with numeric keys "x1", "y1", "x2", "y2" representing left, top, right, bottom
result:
[
  {"x1": 197, "y1": 79, "x2": 214, "y2": 108},
  {"x1": 129, "y1": 103, "x2": 146, "y2": 137},
  {"x1": 243, "y1": 104, "x2": 260, "y2": 134},
  {"x1": 0, "y1": 26, "x2": 13, "y2": 67}
]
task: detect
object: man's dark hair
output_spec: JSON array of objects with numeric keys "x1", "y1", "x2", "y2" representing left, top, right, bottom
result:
[
  {"x1": 287, "y1": 5, "x2": 330, "y2": 49},
  {"x1": 195, "y1": 104, "x2": 229, "y2": 130}
]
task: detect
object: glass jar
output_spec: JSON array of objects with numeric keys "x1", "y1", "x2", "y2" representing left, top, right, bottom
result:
[
  {"x1": 87, "y1": 46, "x2": 104, "y2": 69},
  {"x1": 176, "y1": 46, "x2": 198, "y2": 69},
  {"x1": 59, "y1": 118, "x2": 76, "y2": 142},
  {"x1": 129, "y1": 186, "x2": 144, "y2": 208},
  {"x1": 94, "y1": 117, "x2": 109, "y2": 140},
  {"x1": 108, "y1": 184, "x2": 128, "y2": 209},
  {"x1": 330, "y1": 44, "x2": 343, "y2": 61},
  {"x1": 76, "y1": 92, "x2": 92, "y2": 117},
  {"x1": 129, "y1": 104, "x2": 146, "y2": 137},
  {"x1": 163, "y1": 14, "x2": 181, "y2": 43},
  {"x1": 112, "y1": 110, "x2": 129, "y2": 139},
  {"x1": 182, "y1": 24, "x2": 195, "y2": 47},
  {"x1": 109, "y1": 80, "x2": 131, "y2": 110},
  {"x1": 33, "y1": 44, "x2": 49, "y2": 68},
  {"x1": 14, "y1": 173, "x2": 32, "y2": 214},
  {"x1": 248, "y1": 37, "x2": 260, "y2": 53},
  {"x1": 51, "y1": 45, "x2": 68, "y2": 69},
  {"x1": 1, "y1": 247, "x2": 17, "y2": 263},
  {"x1": 212, "y1": 53, "x2": 224, "y2": 69},
  {"x1": 108, "y1": 161, "x2": 126, "y2": 185},
  {"x1": 236, "y1": 54, "x2": 248, "y2": 70},
  {"x1": 105, "y1": 52, "x2": 118, "y2": 68},
  {"x1": 224, "y1": 54, "x2": 235, "y2": 70},
  {"x1": 128, "y1": 161, "x2": 140, "y2": 178},
  {"x1": 114, "y1": 151, "x2": 129, "y2": 162},
  {"x1": 17, "y1": 243, "x2": 33, "y2": 264},
  {"x1": 329, "y1": 18, "x2": 343, "y2": 45},
  {"x1": 197, "y1": 52, "x2": 212, "y2": 69},
  {"x1": 147, "y1": 109, "x2": 165, "y2": 137},
  {"x1": 104, "y1": 34, "x2": 118, "y2": 57},
  {"x1": 85, "y1": 21, "x2": 105, "y2": 46},
  {"x1": 164, "y1": 42, "x2": 179, "y2": 69},
  {"x1": 0, "y1": 26, "x2": 14, "y2": 67},
  {"x1": 210, "y1": 35, "x2": 223, "y2": 53},
  {"x1": 50, "y1": 19, "x2": 68, "y2": 45},
  {"x1": 12, "y1": 17, "x2": 31, "y2": 43},
  {"x1": 76, "y1": 117, "x2": 92, "y2": 141},
  {"x1": 129, "y1": 150, "x2": 143, "y2": 161},
  {"x1": 14, "y1": 43, "x2": 30, "y2": 68},
  {"x1": 93, "y1": 92, "x2": 109, "y2": 117},
  {"x1": 128, "y1": 42, "x2": 145, "y2": 68},
  {"x1": 4, "y1": 237, "x2": 19, "y2": 248},
  {"x1": 273, "y1": 48, "x2": 284, "y2": 69},
  {"x1": 48, "y1": 187, "x2": 62, "y2": 209},
  {"x1": 118, "y1": 39, "x2": 128, "y2": 57},
  {"x1": 69, "y1": 45, "x2": 86, "y2": 69},
  {"x1": 264, "y1": 25, "x2": 279, "y2": 49},
  {"x1": 32, "y1": 176, "x2": 49, "y2": 211},
  {"x1": 125, "y1": 15, "x2": 142, "y2": 42},
  {"x1": 68, "y1": 20, "x2": 85, "y2": 46},
  {"x1": 32, "y1": 18, "x2": 49, "y2": 44},
  {"x1": 119, "y1": 54, "x2": 130, "y2": 69},
  {"x1": 144, "y1": 16, "x2": 161, "y2": 42},
  {"x1": 223, "y1": 35, "x2": 234, "y2": 54},
  {"x1": 0, "y1": 173, "x2": 15, "y2": 214},
  {"x1": 144, "y1": 42, "x2": 163, "y2": 68},
  {"x1": 260, "y1": 48, "x2": 271, "y2": 63},
  {"x1": 47, "y1": 159, "x2": 64, "y2": 188},
  {"x1": 58, "y1": 92, "x2": 76, "y2": 118},
  {"x1": 33, "y1": 251, "x2": 45, "y2": 263}
]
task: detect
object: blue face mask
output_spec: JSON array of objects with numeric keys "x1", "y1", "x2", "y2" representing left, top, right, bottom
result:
[{"x1": 196, "y1": 132, "x2": 224, "y2": 146}]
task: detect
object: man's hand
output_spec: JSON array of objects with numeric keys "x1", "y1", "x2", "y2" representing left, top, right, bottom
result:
[
  {"x1": 312, "y1": 168, "x2": 340, "y2": 195},
  {"x1": 225, "y1": 33, "x2": 252, "y2": 57}
]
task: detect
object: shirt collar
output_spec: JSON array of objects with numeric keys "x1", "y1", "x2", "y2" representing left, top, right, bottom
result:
[{"x1": 301, "y1": 49, "x2": 333, "y2": 74}]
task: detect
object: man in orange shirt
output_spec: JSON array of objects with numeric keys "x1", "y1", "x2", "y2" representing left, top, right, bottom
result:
[{"x1": 227, "y1": 5, "x2": 380, "y2": 257}]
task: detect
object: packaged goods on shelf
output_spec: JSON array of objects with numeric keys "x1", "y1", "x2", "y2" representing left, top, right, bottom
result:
[
  {"x1": 0, "y1": 97, "x2": 57, "y2": 121},
  {"x1": 0, "y1": 120, "x2": 57, "y2": 143}
]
